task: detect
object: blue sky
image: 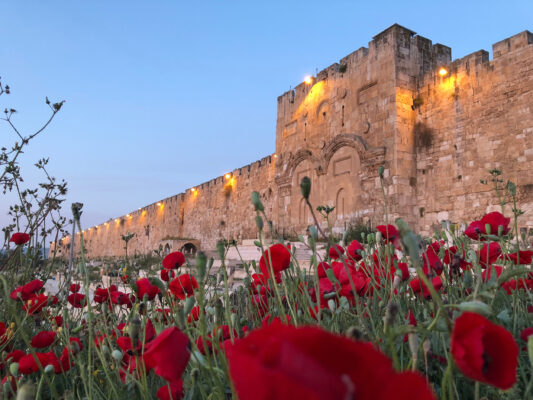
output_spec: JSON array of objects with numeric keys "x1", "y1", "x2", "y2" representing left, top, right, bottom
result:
[{"x1": 1, "y1": 1, "x2": 531, "y2": 230}]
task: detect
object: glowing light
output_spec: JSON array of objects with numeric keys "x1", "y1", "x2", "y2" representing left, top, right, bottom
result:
[
  {"x1": 438, "y1": 67, "x2": 449, "y2": 77},
  {"x1": 191, "y1": 187, "x2": 197, "y2": 193},
  {"x1": 141, "y1": 210, "x2": 147, "y2": 216},
  {"x1": 157, "y1": 202, "x2": 161, "y2": 206},
  {"x1": 273, "y1": 154, "x2": 278, "y2": 158},
  {"x1": 127, "y1": 214, "x2": 131, "y2": 218},
  {"x1": 304, "y1": 76, "x2": 313, "y2": 85},
  {"x1": 115, "y1": 218, "x2": 119, "y2": 223},
  {"x1": 224, "y1": 173, "x2": 232, "y2": 180}
]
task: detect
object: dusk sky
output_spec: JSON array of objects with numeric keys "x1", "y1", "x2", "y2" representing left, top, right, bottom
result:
[{"x1": 1, "y1": 1, "x2": 531, "y2": 231}]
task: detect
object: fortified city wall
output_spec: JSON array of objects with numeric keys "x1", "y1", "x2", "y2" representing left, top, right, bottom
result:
[{"x1": 51, "y1": 24, "x2": 533, "y2": 259}]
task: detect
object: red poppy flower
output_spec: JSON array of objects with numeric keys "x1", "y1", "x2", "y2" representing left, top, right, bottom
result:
[
  {"x1": 23, "y1": 294, "x2": 56, "y2": 314},
  {"x1": 478, "y1": 242, "x2": 502, "y2": 268},
  {"x1": 409, "y1": 276, "x2": 443, "y2": 299},
  {"x1": 480, "y1": 211, "x2": 510, "y2": 236},
  {"x1": 520, "y1": 327, "x2": 533, "y2": 342},
  {"x1": 18, "y1": 352, "x2": 58, "y2": 375},
  {"x1": 465, "y1": 220, "x2": 485, "y2": 240},
  {"x1": 197, "y1": 325, "x2": 237, "y2": 355},
  {"x1": 397, "y1": 262, "x2": 410, "y2": 281},
  {"x1": 187, "y1": 306, "x2": 200, "y2": 324},
  {"x1": 501, "y1": 250, "x2": 533, "y2": 265},
  {"x1": 259, "y1": 244, "x2": 291, "y2": 278},
  {"x1": 67, "y1": 293, "x2": 86, "y2": 308},
  {"x1": 347, "y1": 240, "x2": 363, "y2": 261},
  {"x1": 376, "y1": 224, "x2": 399, "y2": 242},
  {"x1": 481, "y1": 265, "x2": 503, "y2": 282},
  {"x1": 422, "y1": 243, "x2": 443, "y2": 276},
  {"x1": 317, "y1": 262, "x2": 331, "y2": 279},
  {"x1": 143, "y1": 327, "x2": 190, "y2": 383},
  {"x1": 161, "y1": 269, "x2": 176, "y2": 282},
  {"x1": 156, "y1": 381, "x2": 184, "y2": 400},
  {"x1": 9, "y1": 232, "x2": 30, "y2": 245},
  {"x1": 111, "y1": 291, "x2": 135, "y2": 308},
  {"x1": 225, "y1": 323, "x2": 435, "y2": 400},
  {"x1": 5, "y1": 349, "x2": 25, "y2": 363},
  {"x1": 251, "y1": 293, "x2": 269, "y2": 318},
  {"x1": 501, "y1": 279, "x2": 533, "y2": 294},
  {"x1": 451, "y1": 312, "x2": 518, "y2": 389},
  {"x1": 11, "y1": 279, "x2": 45, "y2": 301},
  {"x1": 31, "y1": 331, "x2": 56, "y2": 348},
  {"x1": 136, "y1": 278, "x2": 161, "y2": 301},
  {"x1": 162, "y1": 251, "x2": 186, "y2": 269},
  {"x1": 69, "y1": 283, "x2": 81, "y2": 293},
  {"x1": 328, "y1": 244, "x2": 345, "y2": 260},
  {"x1": 169, "y1": 274, "x2": 198, "y2": 300},
  {"x1": 94, "y1": 285, "x2": 117, "y2": 304}
]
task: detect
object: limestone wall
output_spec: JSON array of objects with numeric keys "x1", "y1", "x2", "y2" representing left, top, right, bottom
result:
[
  {"x1": 413, "y1": 30, "x2": 533, "y2": 234},
  {"x1": 50, "y1": 25, "x2": 533, "y2": 259}
]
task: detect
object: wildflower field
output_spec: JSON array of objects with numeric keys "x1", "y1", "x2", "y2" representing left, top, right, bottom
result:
[{"x1": 1, "y1": 78, "x2": 533, "y2": 400}]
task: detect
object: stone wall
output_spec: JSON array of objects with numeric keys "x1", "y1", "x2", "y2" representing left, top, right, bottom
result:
[
  {"x1": 51, "y1": 24, "x2": 533, "y2": 259},
  {"x1": 413, "y1": 30, "x2": 533, "y2": 234}
]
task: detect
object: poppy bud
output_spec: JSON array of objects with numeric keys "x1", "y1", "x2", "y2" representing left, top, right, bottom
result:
[
  {"x1": 375, "y1": 231, "x2": 382, "y2": 243},
  {"x1": 101, "y1": 345, "x2": 109, "y2": 355},
  {"x1": 9, "y1": 362, "x2": 18, "y2": 377},
  {"x1": 230, "y1": 313, "x2": 237, "y2": 328},
  {"x1": 251, "y1": 191, "x2": 264, "y2": 212},
  {"x1": 111, "y1": 350, "x2": 123, "y2": 361},
  {"x1": 206, "y1": 307, "x2": 215, "y2": 316},
  {"x1": 484, "y1": 223, "x2": 491, "y2": 235},
  {"x1": 327, "y1": 299, "x2": 336, "y2": 312},
  {"x1": 378, "y1": 166, "x2": 385, "y2": 178},
  {"x1": 300, "y1": 177, "x2": 311, "y2": 200},
  {"x1": 44, "y1": 364, "x2": 55, "y2": 374}
]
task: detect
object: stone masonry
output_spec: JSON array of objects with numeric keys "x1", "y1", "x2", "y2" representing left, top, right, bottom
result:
[{"x1": 51, "y1": 24, "x2": 533, "y2": 259}]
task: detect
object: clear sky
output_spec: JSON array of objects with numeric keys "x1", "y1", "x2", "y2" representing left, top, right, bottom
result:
[{"x1": 1, "y1": 1, "x2": 531, "y2": 230}]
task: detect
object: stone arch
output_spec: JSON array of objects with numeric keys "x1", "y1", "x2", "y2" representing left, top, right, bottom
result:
[
  {"x1": 180, "y1": 242, "x2": 197, "y2": 256},
  {"x1": 285, "y1": 149, "x2": 323, "y2": 180},
  {"x1": 163, "y1": 243, "x2": 171, "y2": 256},
  {"x1": 324, "y1": 144, "x2": 362, "y2": 230},
  {"x1": 321, "y1": 134, "x2": 368, "y2": 173}
]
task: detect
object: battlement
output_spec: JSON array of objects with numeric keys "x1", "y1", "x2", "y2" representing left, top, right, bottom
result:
[{"x1": 493, "y1": 30, "x2": 533, "y2": 58}]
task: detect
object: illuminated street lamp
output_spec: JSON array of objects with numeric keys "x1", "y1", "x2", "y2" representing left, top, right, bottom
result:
[
  {"x1": 438, "y1": 67, "x2": 449, "y2": 77},
  {"x1": 304, "y1": 76, "x2": 313, "y2": 85}
]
